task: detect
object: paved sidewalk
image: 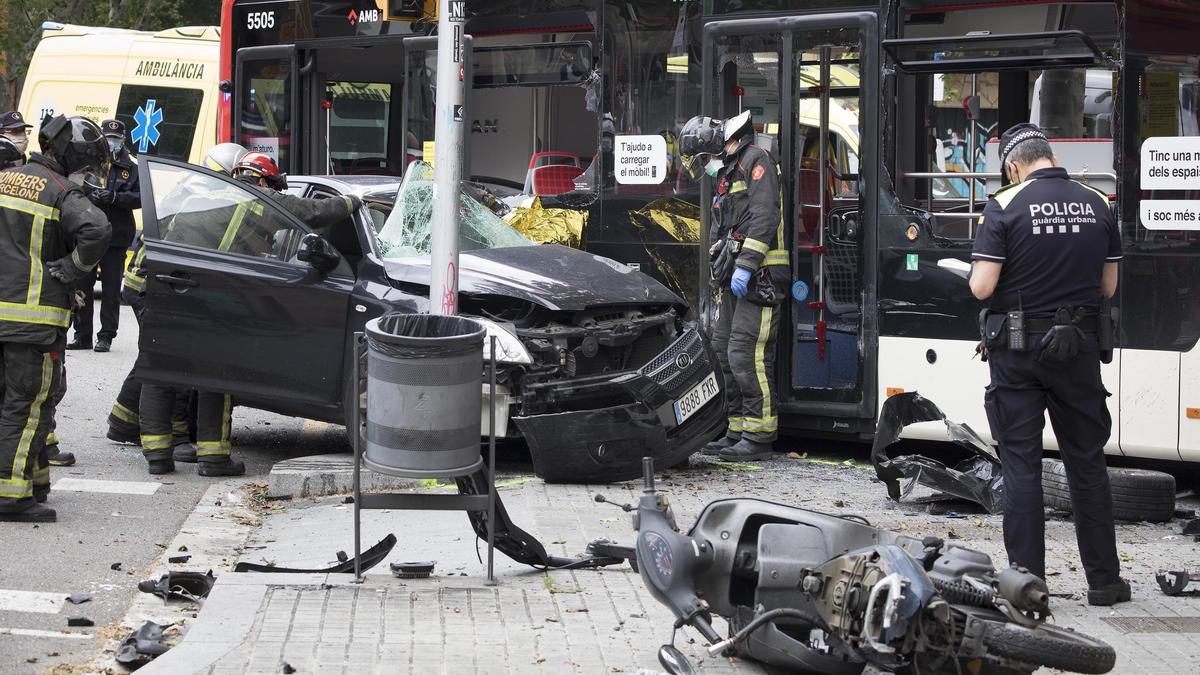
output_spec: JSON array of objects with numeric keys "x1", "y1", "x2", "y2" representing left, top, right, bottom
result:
[{"x1": 136, "y1": 452, "x2": 1200, "y2": 674}]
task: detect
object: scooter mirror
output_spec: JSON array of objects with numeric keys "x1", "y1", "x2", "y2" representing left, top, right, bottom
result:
[{"x1": 657, "y1": 644, "x2": 696, "y2": 675}]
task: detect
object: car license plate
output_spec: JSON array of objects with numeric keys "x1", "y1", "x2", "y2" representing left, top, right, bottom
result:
[{"x1": 673, "y1": 372, "x2": 720, "y2": 426}]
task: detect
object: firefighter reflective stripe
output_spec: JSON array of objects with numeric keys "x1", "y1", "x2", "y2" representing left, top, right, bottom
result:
[
  {"x1": 197, "y1": 395, "x2": 232, "y2": 457},
  {"x1": 69, "y1": 248, "x2": 89, "y2": 272},
  {"x1": 0, "y1": 302, "x2": 70, "y2": 327},
  {"x1": 111, "y1": 402, "x2": 138, "y2": 424},
  {"x1": 764, "y1": 250, "x2": 789, "y2": 266},
  {"x1": 0, "y1": 194, "x2": 63, "y2": 317},
  {"x1": 729, "y1": 181, "x2": 748, "y2": 193},
  {"x1": 217, "y1": 202, "x2": 265, "y2": 252},
  {"x1": 46, "y1": 432, "x2": 58, "y2": 446},
  {"x1": 196, "y1": 442, "x2": 230, "y2": 457},
  {"x1": 123, "y1": 271, "x2": 146, "y2": 293},
  {"x1": 742, "y1": 416, "x2": 778, "y2": 432},
  {"x1": 754, "y1": 305, "x2": 774, "y2": 425},
  {"x1": 25, "y1": 216, "x2": 46, "y2": 307},
  {"x1": 1, "y1": 353, "x2": 54, "y2": 499},
  {"x1": 727, "y1": 416, "x2": 745, "y2": 433},
  {"x1": 0, "y1": 194, "x2": 60, "y2": 220},
  {"x1": 743, "y1": 238, "x2": 770, "y2": 255},
  {"x1": 140, "y1": 433, "x2": 172, "y2": 451},
  {"x1": 124, "y1": 245, "x2": 147, "y2": 291}
]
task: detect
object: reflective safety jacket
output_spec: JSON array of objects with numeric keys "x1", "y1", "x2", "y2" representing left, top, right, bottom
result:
[
  {"x1": 124, "y1": 233, "x2": 147, "y2": 294},
  {"x1": 0, "y1": 154, "x2": 111, "y2": 344},
  {"x1": 711, "y1": 143, "x2": 788, "y2": 272}
]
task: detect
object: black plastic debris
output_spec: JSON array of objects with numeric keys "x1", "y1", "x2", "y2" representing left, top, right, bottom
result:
[
  {"x1": 168, "y1": 555, "x2": 192, "y2": 564},
  {"x1": 390, "y1": 561, "x2": 435, "y2": 579},
  {"x1": 1156, "y1": 569, "x2": 1200, "y2": 596},
  {"x1": 111, "y1": 562, "x2": 123, "y2": 571},
  {"x1": 871, "y1": 392, "x2": 1004, "y2": 514},
  {"x1": 138, "y1": 570, "x2": 215, "y2": 601},
  {"x1": 67, "y1": 617, "x2": 93, "y2": 627},
  {"x1": 115, "y1": 621, "x2": 171, "y2": 669},
  {"x1": 282, "y1": 662, "x2": 296, "y2": 674},
  {"x1": 66, "y1": 593, "x2": 91, "y2": 605},
  {"x1": 1183, "y1": 519, "x2": 1200, "y2": 536},
  {"x1": 234, "y1": 534, "x2": 397, "y2": 574}
]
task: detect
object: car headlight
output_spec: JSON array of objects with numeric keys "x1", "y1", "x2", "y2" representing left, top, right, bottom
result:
[{"x1": 474, "y1": 317, "x2": 533, "y2": 365}]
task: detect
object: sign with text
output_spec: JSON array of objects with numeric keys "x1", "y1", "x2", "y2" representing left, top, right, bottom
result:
[
  {"x1": 1140, "y1": 200, "x2": 1200, "y2": 230},
  {"x1": 614, "y1": 135, "x2": 667, "y2": 185},
  {"x1": 1140, "y1": 136, "x2": 1200, "y2": 190}
]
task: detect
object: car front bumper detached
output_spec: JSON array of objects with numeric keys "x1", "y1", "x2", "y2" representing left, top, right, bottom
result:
[{"x1": 514, "y1": 328, "x2": 726, "y2": 483}]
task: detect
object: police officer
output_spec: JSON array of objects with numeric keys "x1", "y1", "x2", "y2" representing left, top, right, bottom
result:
[
  {"x1": 0, "y1": 111, "x2": 32, "y2": 162},
  {"x1": 971, "y1": 123, "x2": 1128, "y2": 606},
  {"x1": 68, "y1": 119, "x2": 138, "y2": 353},
  {"x1": 0, "y1": 115, "x2": 111, "y2": 522},
  {"x1": 681, "y1": 111, "x2": 788, "y2": 461},
  {"x1": 107, "y1": 144, "x2": 248, "y2": 451}
]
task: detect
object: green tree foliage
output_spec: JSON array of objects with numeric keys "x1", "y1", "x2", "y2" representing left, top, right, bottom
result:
[{"x1": 0, "y1": 0, "x2": 221, "y2": 110}]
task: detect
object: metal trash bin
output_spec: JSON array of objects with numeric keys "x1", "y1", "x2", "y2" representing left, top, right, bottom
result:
[{"x1": 363, "y1": 312, "x2": 485, "y2": 478}]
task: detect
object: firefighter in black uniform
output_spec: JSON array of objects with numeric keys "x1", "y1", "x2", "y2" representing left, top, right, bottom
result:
[
  {"x1": 681, "y1": 111, "x2": 788, "y2": 461},
  {"x1": 69, "y1": 119, "x2": 138, "y2": 353},
  {"x1": 971, "y1": 123, "x2": 1129, "y2": 606},
  {"x1": 0, "y1": 115, "x2": 111, "y2": 522}
]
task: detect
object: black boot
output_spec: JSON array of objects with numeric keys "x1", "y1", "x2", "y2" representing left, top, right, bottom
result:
[
  {"x1": 66, "y1": 338, "x2": 92, "y2": 350},
  {"x1": 106, "y1": 425, "x2": 140, "y2": 445},
  {"x1": 0, "y1": 500, "x2": 56, "y2": 522},
  {"x1": 34, "y1": 487, "x2": 49, "y2": 504},
  {"x1": 172, "y1": 443, "x2": 198, "y2": 463},
  {"x1": 717, "y1": 438, "x2": 774, "y2": 462},
  {"x1": 701, "y1": 435, "x2": 740, "y2": 456},
  {"x1": 1088, "y1": 579, "x2": 1131, "y2": 606},
  {"x1": 93, "y1": 337, "x2": 112, "y2": 353},
  {"x1": 147, "y1": 459, "x2": 175, "y2": 475},
  {"x1": 198, "y1": 457, "x2": 245, "y2": 477},
  {"x1": 46, "y1": 445, "x2": 76, "y2": 467}
]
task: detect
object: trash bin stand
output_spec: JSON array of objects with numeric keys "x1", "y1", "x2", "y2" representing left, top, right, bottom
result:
[{"x1": 351, "y1": 333, "x2": 499, "y2": 585}]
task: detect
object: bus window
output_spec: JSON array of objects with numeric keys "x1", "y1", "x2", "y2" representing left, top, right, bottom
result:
[
  {"x1": 239, "y1": 58, "x2": 292, "y2": 169},
  {"x1": 115, "y1": 86, "x2": 204, "y2": 161},
  {"x1": 327, "y1": 82, "x2": 393, "y2": 175}
]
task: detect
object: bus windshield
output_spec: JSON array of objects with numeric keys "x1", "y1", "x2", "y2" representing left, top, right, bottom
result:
[{"x1": 375, "y1": 162, "x2": 534, "y2": 259}]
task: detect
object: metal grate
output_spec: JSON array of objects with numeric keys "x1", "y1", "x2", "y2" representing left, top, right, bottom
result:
[{"x1": 1101, "y1": 616, "x2": 1200, "y2": 634}]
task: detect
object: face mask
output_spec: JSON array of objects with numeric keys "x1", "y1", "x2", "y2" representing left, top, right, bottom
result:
[
  {"x1": 6, "y1": 134, "x2": 28, "y2": 154},
  {"x1": 704, "y1": 157, "x2": 724, "y2": 177}
]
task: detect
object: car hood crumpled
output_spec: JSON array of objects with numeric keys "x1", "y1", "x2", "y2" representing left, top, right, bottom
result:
[{"x1": 381, "y1": 245, "x2": 686, "y2": 312}]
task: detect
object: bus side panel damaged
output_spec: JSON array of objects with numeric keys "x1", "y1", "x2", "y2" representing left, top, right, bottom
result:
[{"x1": 871, "y1": 392, "x2": 1004, "y2": 514}]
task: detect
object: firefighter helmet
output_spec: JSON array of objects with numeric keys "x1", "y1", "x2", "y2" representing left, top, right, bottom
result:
[
  {"x1": 38, "y1": 115, "x2": 110, "y2": 177},
  {"x1": 679, "y1": 115, "x2": 725, "y2": 180},
  {"x1": 233, "y1": 151, "x2": 287, "y2": 190},
  {"x1": 204, "y1": 142, "x2": 248, "y2": 176}
]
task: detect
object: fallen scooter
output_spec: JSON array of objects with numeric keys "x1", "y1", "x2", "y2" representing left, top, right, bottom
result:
[{"x1": 613, "y1": 458, "x2": 1116, "y2": 674}]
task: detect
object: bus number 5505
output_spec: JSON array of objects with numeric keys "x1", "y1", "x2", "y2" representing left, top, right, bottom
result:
[{"x1": 247, "y1": 11, "x2": 275, "y2": 30}]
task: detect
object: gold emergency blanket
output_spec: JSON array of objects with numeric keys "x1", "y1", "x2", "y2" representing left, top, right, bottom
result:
[
  {"x1": 630, "y1": 198, "x2": 702, "y2": 307},
  {"x1": 504, "y1": 198, "x2": 587, "y2": 248}
]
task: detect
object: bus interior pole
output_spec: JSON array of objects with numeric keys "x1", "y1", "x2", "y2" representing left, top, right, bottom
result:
[{"x1": 431, "y1": 0, "x2": 465, "y2": 316}]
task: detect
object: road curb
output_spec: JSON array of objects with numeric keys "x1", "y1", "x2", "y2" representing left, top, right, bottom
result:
[{"x1": 267, "y1": 453, "x2": 419, "y2": 499}]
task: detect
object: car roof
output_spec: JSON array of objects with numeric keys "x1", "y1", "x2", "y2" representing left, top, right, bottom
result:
[{"x1": 292, "y1": 175, "x2": 401, "y2": 197}]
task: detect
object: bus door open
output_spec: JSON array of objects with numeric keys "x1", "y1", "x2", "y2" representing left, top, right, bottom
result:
[
  {"x1": 703, "y1": 13, "x2": 880, "y2": 431},
  {"x1": 398, "y1": 35, "x2": 473, "y2": 178},
  {"x1": 234, "y1": 45, "x2": 299, "y2": 174}
]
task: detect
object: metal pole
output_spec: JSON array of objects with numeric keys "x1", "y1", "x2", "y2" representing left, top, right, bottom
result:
[
  {"x1": 967, "y1": 73, "x2": 978, "y2": 237},
  {"x1": 352, "y1": 333, "x2": 364, "y2": 583},
  {"x1": 817, "y1": 48, "x2": 830, "y2": 326},
  {"x1": 430, "y1": 0, "x2": 466, "y2": 316},
  {"x1": 486, "y1": 335, "x2": 497, "y2": 586}
]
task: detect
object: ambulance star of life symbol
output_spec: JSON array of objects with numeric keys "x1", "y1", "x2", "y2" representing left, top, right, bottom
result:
[{"x1": 132, "y1": 99, "x2": 162, "y2": 153}]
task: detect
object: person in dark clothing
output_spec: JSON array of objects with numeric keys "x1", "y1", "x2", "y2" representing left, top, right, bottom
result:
[
  {"x1": 69, "y1": 119, "x2": 138, "y2": 352},
  {"x1": 971, "y1": 123, "x2": 1128, "y2": 607},
  {"x1": 0, "y1": 115, "x2": 111, "y2": 522},
  {"x1": 680, "y1": 111, "x2": 788, "y2": 462},
  {"x1": 0, "y1": 111, "x2": 32, "y2": 160}
]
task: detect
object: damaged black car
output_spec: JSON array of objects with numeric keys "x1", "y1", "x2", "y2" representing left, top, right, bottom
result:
[{"x1": 135, "y1": 159, "x2": 725, "y2": 483}]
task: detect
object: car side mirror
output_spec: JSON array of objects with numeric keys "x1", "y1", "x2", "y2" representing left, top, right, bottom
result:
[{"x1": 297, "y1": 233, "x2": 340, "y2": 273}]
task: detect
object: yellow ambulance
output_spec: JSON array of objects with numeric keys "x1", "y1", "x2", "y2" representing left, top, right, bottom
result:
[{"x1": 17, "y1": 22, "x2": 220, "y2": 165}]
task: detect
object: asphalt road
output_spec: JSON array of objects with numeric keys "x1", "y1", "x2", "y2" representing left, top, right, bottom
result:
[{"x1": 0, "y1": 306, "x2": 348, "y2": 674}]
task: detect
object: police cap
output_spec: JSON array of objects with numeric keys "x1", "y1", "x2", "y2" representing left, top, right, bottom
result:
[
  {"x1": 101, "y1": 119, "x2": 126, "y2": 138},
  {"x1": 0, "y1": 111, "x2": 32, "y2": 131},
  {"x1": 999, "y1": 123, "x2": 1048, "y2": 167}
]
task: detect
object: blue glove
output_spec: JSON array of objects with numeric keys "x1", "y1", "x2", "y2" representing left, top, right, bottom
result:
[{"x1": 731, "y1": 266, "x2": 752, "y2": 298}]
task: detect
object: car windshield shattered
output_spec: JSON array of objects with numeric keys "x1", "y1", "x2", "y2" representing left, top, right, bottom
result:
[{"x1": 375, "y1": 161, "x2": 533, "y2": 258}]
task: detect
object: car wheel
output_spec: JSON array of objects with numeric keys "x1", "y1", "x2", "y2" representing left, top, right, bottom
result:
[{"x1": 1041, "y1": 458, "x2": 1176, "y2": 523}]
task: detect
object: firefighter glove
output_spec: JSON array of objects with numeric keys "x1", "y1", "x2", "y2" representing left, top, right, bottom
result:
[
  {"x1": 731, "y1": 266, "x2": 751, "y2": 298},
  {"x1": 47, "y1": 257, "x2": 86, "y2": 284}
]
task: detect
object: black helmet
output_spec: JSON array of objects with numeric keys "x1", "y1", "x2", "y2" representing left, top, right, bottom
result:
[
  {"x1": 0, "y1": 136, "x2": 21, "y2": 170},
  {"x1": 679, "y1": 115, "x2": 725, "y2": 179},
  {"x1": 38, "y1": 115, "x2": 111, "y2": 177}
]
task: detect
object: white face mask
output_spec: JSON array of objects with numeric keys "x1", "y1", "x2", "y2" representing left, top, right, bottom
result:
[
  {"x1": 6, "y1": 134, "x2": 28, "y2": 154},
  {"x1": 704, "y1": 157, "x2": 725, "y2": 177}
]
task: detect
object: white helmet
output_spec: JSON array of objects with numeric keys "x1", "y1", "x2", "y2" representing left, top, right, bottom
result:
[{"x1": 203, "y1": 142, "x2": 248, "y2": 176}]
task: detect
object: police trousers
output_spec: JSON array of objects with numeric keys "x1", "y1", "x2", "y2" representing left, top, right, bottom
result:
[
  {"x1": 140, "y1": 386, "x2": 231, "y2": 462},
  {"x1": 984, "y1": 345, "x2": 1120, "y2": 587},
  {"x1": 711, "y1": 289, "x2": 780, "y2": 443},
  {"x1": 73, "y1": 245, "x2": 125, "y2": 342},
  {"x1": 0, "y1": 341, "x2": 62, "y2": 507},
  {"x1": 109, "y1": 290, "x2": 192, "y2": 444}
]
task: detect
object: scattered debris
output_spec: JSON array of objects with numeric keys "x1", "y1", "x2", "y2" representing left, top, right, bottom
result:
[
  {"x1": 282, "y1": 662, "x2": 296, "y2": 674},
  {"x1": 67, "y1": 617, "x2": 94, "y2": 627},
  {"x1": 234, "y1": 534, "x2": 397, "y2": 574},
  {"x1": 391, "y1": 561, "x2": 435, "y2": 579},
  {"x1": 115, "y1": 621, "x2": 171, "y2": 668},
  {"x1": 1156, "y1": 569, "x2": 1200, "y2": 596},
  {"x1": 178, "y1": 545, "x2": 188, "y2": 552},
  {"x1": 168, "y1": 555, "x2": 192, "y2": 564},
  {"x1": 65, "y1": 594, "x2": 91, "y2": 605},
  {"x1": 110, "y1": 562, "x2": 122, "y2": 571},
  {"x1": 138, "y1": 570, "x2": 215, "y2": 602},
  {"x1": 1183, "y1": 519, "x2": 1200, "y2": 536}
]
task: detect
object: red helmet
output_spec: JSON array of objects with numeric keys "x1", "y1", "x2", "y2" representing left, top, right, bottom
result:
[{"x1": 233, "y1": 151, "x2": 287, "y2": 189}]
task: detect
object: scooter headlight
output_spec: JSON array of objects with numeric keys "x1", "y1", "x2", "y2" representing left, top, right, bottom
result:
[
  {"x1": 640, "y1": 531, "x2": 675, "y2": 589},
  {"x1": 474, "y1": 317, "x2": 533, "y2": 365}
]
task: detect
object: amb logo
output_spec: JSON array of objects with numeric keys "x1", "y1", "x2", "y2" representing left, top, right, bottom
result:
[{"x1": 347, "y1": 8, "x2": 381, "y2": 26}]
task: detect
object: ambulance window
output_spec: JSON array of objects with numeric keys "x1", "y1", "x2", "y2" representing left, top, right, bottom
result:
[{"x1": 114, "y1": 86, "x2": 203, "y2": 162}]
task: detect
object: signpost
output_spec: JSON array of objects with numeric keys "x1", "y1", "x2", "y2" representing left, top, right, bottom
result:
[{"x1": 430, "y1": 0, "x2": 467, "y2": 315}]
